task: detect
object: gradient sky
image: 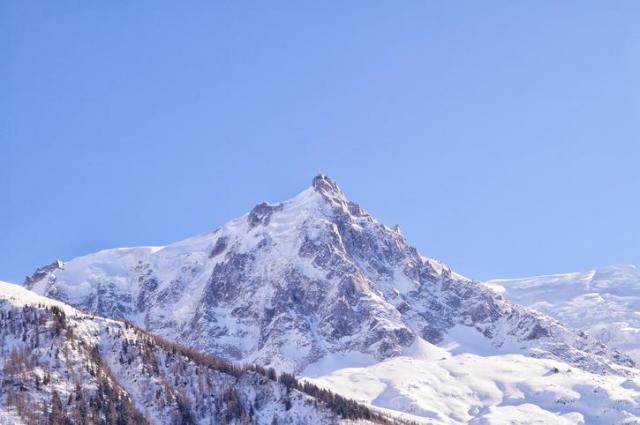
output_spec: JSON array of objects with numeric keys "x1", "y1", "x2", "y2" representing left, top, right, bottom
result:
[{"x1": 2, "y1": 1, "x2": 640, "y2": 283}]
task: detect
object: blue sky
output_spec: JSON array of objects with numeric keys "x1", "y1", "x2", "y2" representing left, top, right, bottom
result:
[{"x1": 2, "y1": 1, "x2": 639, "y2": 283}]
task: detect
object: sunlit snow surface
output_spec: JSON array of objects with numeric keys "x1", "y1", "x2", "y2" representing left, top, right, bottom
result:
[
  {"x1": 305, "y1": 336, "x2": 640, "y2": 424},
  {"x1": 486, "y1": 265, "x2": 640, "y2": 363}
]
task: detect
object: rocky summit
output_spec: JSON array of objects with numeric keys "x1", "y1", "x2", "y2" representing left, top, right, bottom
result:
[{"x1": 24, "y1": 175, "x2": 632, "y2": 375}]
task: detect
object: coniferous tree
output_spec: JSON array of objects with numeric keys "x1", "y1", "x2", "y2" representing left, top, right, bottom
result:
[{"x1": 49, "y1": 390, "x2": 65, "y2": 425}]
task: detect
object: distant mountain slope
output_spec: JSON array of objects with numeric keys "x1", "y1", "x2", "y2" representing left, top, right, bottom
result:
[
  {"x1": 0, "y1": 281, "x2": 402, "y2": 425},
  {"x1": 486, "y1": 264, "x2": 640, "y2": 362}
]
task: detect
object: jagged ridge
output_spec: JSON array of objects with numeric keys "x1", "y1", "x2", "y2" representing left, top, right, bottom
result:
[{"x1": 24, "y1": 176, "x2": 632, "y2": 375}]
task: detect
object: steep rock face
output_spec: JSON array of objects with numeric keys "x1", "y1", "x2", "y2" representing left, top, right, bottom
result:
[{"x1": 24, "y1": 175, "x2": 633, "y2": 374}]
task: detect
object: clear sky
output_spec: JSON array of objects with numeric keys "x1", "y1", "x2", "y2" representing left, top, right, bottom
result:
[{"x1": 2, "y1": 1, "x2": 640, "y2": 283}]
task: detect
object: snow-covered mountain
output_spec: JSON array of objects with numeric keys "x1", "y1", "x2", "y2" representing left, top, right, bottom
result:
[
  {"x1": 18, "y1": 175, "x2": 640, "y2": 423},
  {"x1": 0, "y1": 280, "x2": 400, "y2": 425},
  {"x1": 22, "y1": 175, "x2": 632, "y2": 373},
  {"x1": 486, "y1": 264, "x2": 640, "y2": 362}
]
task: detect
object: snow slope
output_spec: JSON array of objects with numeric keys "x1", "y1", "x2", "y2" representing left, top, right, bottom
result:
[
  {"x1": 0, "y1": 280, "x2": 394, "y2": 425},
  {"x1": 486, "y1": 265, "x2": 640, "y2": 363},
  {"x1": 307, "y1": 337, "x2": 640, "y2": 424}
]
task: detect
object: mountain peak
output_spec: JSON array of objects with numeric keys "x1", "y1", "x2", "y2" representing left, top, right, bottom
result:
[
  {"x1": 312, "y1": 173, "x2": 338, "y2": 190},
  {"x1": 311, "y1": 174, "x2": 369, "y2": 217},
  {"x1": 312, "y1": 174, "x2": 344, "y2": 199}
]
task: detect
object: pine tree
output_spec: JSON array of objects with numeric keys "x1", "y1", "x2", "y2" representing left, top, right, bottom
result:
[{"x1": 50, "y1": 390, "x2": 65, "y2": 425}]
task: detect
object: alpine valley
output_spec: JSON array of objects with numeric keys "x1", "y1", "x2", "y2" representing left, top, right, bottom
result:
[{"x1": 4, "y1": 175, "x2": 640, "y2": 424}]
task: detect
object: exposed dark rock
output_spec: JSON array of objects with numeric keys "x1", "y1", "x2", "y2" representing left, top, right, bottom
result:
[
  {"x1": 24, "y1": 260, "x2": 63, "y2": 286},
  {"x1": 209, "y1": 236, "x2": 228, "y2": 258},
  {"x1": 248, "y1": 202, "x2": 283, "y2": 228}
]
